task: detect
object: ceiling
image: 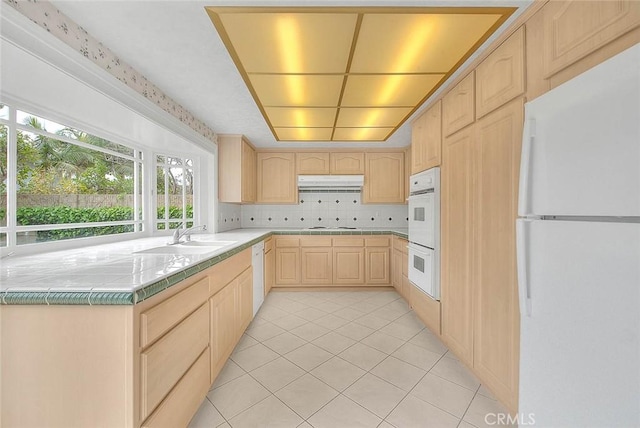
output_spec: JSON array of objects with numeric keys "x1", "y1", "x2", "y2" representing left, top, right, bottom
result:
[
  {"x1": 50, "y1": 1, "x2": 532, "y2": 149},
  {"x1": 206, "y1": 7, "x2": 514, "y2": 142}
]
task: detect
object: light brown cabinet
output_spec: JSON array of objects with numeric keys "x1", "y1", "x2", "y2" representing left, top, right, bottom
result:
[
  {"x1": 365, "y1": 237, "x2": 391, "y2": 285},
  {"x1": 272, "y1": 235, "x2": 389, "y2": 287},
  {"x1": 333, "y1": 247, "x2": 366, "y2": 285},
  {"x1": 542, "y1": 0, "x2": 640, "y2": 78},
  {"x1": 411, "y1": 100, "x2": 442, "y2": 174},
  {"x1": 237, "y1": 268, "x2": 253, "y2": 334},
  {"x1": 257, "y1": 152, "x2": 297, "y2": 203},
  {"x1": 330, "y1": 152, "x2": 365, "y2": 174},
  {"x1": 264, "y1": 238, "x2": 274, "y2": 295},
  {"x1": 275, "y1": 237, "x2": 301, "y2": 285},
  {"x1": 218, "y1": 135, "x2": 256, "y2": 204},
  {"x1": 209, "y1": 282, "x2": 236, "y2": 380},
  {"x1": 473, "y1": 98, "x2": 523, "y2": 412},
  {"x1": 363, "y1": 153, "x2": 405, "y2": 204},
  {"x1": 297, "y1": 152, "x2": 330, "y2": 174},
  {"x1": 301, "y1": 247, "x2": 333, "y2": 285},
  {"x1": 441, "y1": 125, "x2": 475, "y2": 366},
  {"x1": 442, "y1": 72, "x2": 475, "y2": 137},
  {"x1": 476, "y1": 28, "x2": 525, "y2": 118},
  {"x1": 410, "y1": 284, "x2": 441, "y2": 336}
]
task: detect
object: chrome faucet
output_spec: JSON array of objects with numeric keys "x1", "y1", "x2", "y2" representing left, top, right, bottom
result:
[{"x1": 171, "y1": 223, "x2": 207, "y2": 244}]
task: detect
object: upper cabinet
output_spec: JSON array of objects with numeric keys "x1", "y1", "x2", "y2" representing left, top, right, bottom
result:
[
  {"x1": 542, "y1": 0, "x2": 640, "y2": 77},
  {"x1": 363, "y1": 152, "x2": 405, "y2": 204},
  {"x1": 256, "y1": 152, "x2": 297, "y2": 204},
  {"x1": 218, "y1": 134, "x2": 256, "y2": 204},
  {"x1": 330, "y1": 152, "x2": 365, "y2": 175},
  {"x1": 442, "y1": 72, "x2": 476, "y2": 136},
  {"x1": 476, "y1": 28, "x2": 525, "y2": 119},
  {"x1": 411, "y1": 100, "x2": 442, "y2": 174},
  {"x1": 297, "y1": 153, "x2": 330, "y2": 174}
]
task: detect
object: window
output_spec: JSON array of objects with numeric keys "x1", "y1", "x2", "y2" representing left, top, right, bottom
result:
[
  {"x1": 155, "y1": 155, "x2": 194, "y2": 231},
  {"x1": 0, "y1": 103, "x2": 144, "y2": 247}
]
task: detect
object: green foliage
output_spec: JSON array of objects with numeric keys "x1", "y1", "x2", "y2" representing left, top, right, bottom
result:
[
  {"x1": 15, "y1": 205, "x2": 192, "y2": 242},
  {"x1": 157, "y1": 205, "x2": 194, "y2": 220}
]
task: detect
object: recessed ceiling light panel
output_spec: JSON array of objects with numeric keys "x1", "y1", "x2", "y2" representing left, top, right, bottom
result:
[{"x1": 206, "y1": 6, "x2": 515, "y2": 142}]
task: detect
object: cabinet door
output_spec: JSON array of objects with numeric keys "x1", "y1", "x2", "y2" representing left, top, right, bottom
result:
[
  {"x1": 257, "y1": 153, "x2": 297, "y2": 203},
  {"x1": 441, "y1": 125, "x2": 475, "y2": 365},
  {"x1": 392, "y1": 249, "x2": 403, "y2": 292},
  {"x1": 301, "y1": 248, "x2": 333, "y2": 285},
  {"x1": 333, "y1": 248, "x2": 365, "y2": 285},
  {"x1": 411, "y1": 112, "x2": 428, "y2": 174},
  {"x1": 411, "y1": 100, "x2": 442, "y2": 174},
  {"x1": 543, "y1": 0, "x2": 640, "y2": 77},
  {"x1": 236, "y1": 268, "x2": 253, "y2": 335},
  {"x1": 241, "y1": 141, "x2": 256, "y2": 203},
  {"x1": 275, "y1": 247, "x2": 301, "y2": 285},
  {"x1": 297, "y1": 153, "x2": 330, "y2": 174},
  {"x1": 330, "y1": 152, "x2": 365, "y2": 174},
  {"x1": 264, "y1": 249, "x2": 274, "y2": 295},
  {"x1": 210, "y1": 283, "x2": 238, "y2": 382},
  {"x1": 363, "y1": 153, "x2": 405, "y2": 204},
  {"x1": 476, "y1": 28, "x2": 525, "y2": 118},
  {"x1": 473, "y1": 99, "x2": 523, "y2": 412},
  {"x1": 442, "y1": 72, "x2": 475, "y2": 137},
  {"x1": 365, "y1": 247, "x2": 390, "y2": 285}
]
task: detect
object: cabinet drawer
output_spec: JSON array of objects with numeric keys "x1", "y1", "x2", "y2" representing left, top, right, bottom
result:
[
  {"x1": 332, "y1": 237, "x2": 364, "y2": 247},
  {"x1": 142, "y1": 347, "x2": 210, "y2": 428},
  {"x1": 301, "y1": 236, "x2": 332, "y2": 247},
  {"x1": 264, "y1": 238, "x2": 274, "y2": 253},
  {"x1": 275, "y1": 237, "x2": 300, "y2": 248},
  {"x1": 140, "y1": 277, "x2": 209, "y2": 348},
  {"x1": 209, "y1": 248, "x2": 252, "y2": 296},
  {"x1": 140, "y1": 304, "x2": 209, "y2": 421},
  {"x1": 365, "y1": 237, "x2": 390, "y2": 247}
]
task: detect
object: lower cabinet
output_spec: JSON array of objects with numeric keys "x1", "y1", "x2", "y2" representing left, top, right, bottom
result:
[
  {"x1": 365, "y1": 247, "x2": 391, "y2": 284},
  {"x1": 273, "y1": 235, "x2": 391, "y2": 287},
  {"x1": 142, "y1": 348, "x2": 211, "y2": 428},
  {"x1": 264, "y1": 238, "x2": 274, "y2": 295},
  {"x1": 301, "y1": 247, "x2": 333, "y2": 284},
  {"x1": 333, "y1": 247, "x2": 365, "y2": 284},
  {"x1": 210, "y1": 279, "x2": 238, "y2": 382}
]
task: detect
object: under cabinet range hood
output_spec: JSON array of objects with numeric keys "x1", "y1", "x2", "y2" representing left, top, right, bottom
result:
[{"x1": 297, "y1": 175, "x2": 364, "y2": 191}]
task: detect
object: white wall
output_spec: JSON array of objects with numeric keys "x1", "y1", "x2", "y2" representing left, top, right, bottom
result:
[{"x1": 0, "y1": 38, "x2": 217, "y2": 238}]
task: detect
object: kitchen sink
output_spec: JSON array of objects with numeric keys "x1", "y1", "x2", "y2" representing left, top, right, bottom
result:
[
  {"x1": 134, "y1": 244, "x2": 227, "y2": 255},
  {"x1": 179, "y1": 240, "x2": 236, "y2": 247},
  {"x1": 134, "y1": 239, "x2": 237, "y2": 255}
]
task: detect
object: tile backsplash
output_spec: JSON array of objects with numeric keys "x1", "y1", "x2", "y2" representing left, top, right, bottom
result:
[
  {"x1": 217, "y1": 202, "x2": 242, "y2": 232},
  {"x1": 241, "y1": 192, "x2": 408, "y2": 229}
]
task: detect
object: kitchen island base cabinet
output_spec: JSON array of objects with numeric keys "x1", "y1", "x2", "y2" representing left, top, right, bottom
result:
[{"x1": 0, "y1": 247, "x2": 255, "y2": 428}]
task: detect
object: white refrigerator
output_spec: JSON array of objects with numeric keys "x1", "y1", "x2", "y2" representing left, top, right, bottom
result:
[{"x1": 517, "y1": 43, "x2": 640, "y2": 427}]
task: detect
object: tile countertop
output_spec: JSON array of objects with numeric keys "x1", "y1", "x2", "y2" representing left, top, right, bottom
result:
[{"x1": 0, "y1": 228, "x2": 407, "y2": 305}]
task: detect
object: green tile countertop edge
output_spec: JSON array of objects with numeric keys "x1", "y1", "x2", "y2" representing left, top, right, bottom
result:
[{"x1": 1, "y1": 229, "x2": 408, "y2": 306}]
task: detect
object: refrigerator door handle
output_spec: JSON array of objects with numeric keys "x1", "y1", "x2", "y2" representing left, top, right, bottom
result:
[
  {"x1": 516, "y1": 219, "x2": 533, "y2": 316},
  {"x1": 518, "y1": 116, "x2": 535, "y2": 217}
]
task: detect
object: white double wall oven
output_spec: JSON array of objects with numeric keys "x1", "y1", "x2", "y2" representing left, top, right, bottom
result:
[{"x1": 407, "y1": 167, "x2": 440, "y2": 300}]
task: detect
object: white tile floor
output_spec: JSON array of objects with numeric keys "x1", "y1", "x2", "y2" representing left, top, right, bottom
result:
[{"x1": 189, "y1": 290, "x2": 512, "y2": 428}]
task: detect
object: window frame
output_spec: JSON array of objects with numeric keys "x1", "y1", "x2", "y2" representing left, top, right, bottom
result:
[
  {"x1": 153, "y1": 152, "x2": 199, "y2": 232},
  {"x1": 0, "y1": 101, "x2": 150, "y2": 253}
]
